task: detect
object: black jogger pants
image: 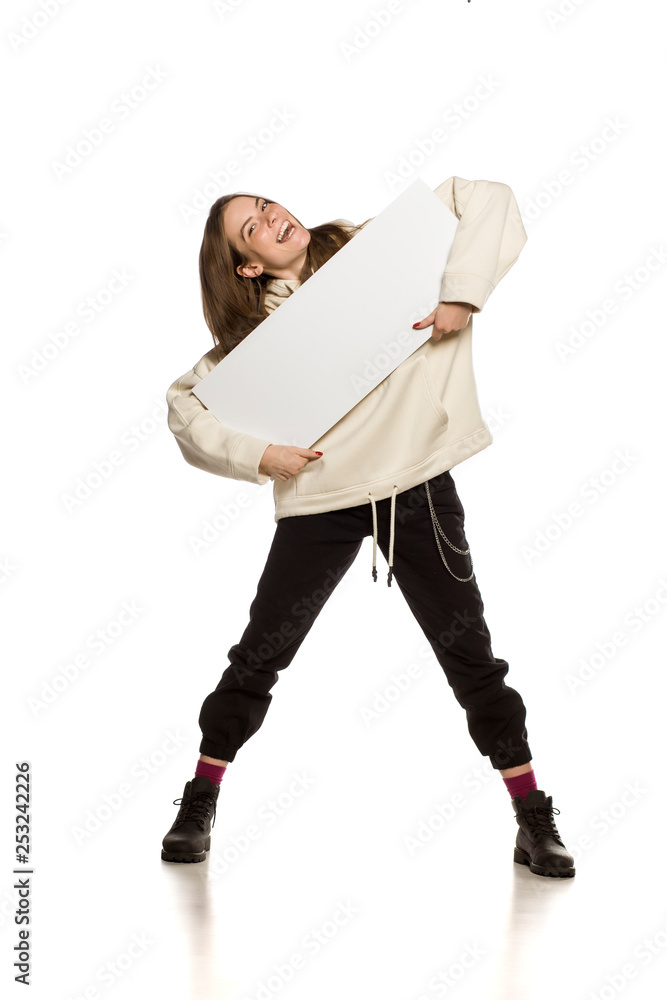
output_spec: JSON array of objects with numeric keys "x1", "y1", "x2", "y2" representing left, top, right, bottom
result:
[{"x1": 198, "y1": 470, "x2": 532, "y2": 770}]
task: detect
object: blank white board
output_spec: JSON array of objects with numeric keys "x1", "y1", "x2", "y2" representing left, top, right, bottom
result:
[{"x1": 192, "y1": 177, "x2": 460, "y2": 447}]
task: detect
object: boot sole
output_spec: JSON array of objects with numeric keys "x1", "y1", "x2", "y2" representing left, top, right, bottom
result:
[
  {"x1": 513, "y1": 846, "x2": 575, "y2": 878},
  {"x1": 161, "y1": 836, "x2": 211, "y2": 864}
]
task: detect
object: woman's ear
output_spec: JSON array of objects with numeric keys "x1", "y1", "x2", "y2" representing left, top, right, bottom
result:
[{"x1": 236, "y1": 262, "x2": 264, "y2": 279}]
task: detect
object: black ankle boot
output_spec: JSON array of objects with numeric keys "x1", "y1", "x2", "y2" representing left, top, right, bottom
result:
[
  {"x1": 161, "y1": 775, "x2": 219, "y2": 863},
  {"x1": 512, "y1": 789, "x2": 575, "y2": 878}
]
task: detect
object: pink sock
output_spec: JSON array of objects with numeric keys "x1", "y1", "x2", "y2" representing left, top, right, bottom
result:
[
  {"x1": 195, "y1": 760, "x2": 227, "y2": 786},
  {"x1": 503, "y1": 767, "x2": 538, "y2": 802}
]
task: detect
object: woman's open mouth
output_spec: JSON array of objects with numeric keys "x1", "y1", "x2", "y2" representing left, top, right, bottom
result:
[{"x1": 276, "y1": 220, "x2": 294, "y2": 244}]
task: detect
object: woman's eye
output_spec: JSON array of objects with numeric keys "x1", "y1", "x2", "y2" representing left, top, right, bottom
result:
[{"x1": 248, "y1": 201, "x2": 269, "y2": 236}]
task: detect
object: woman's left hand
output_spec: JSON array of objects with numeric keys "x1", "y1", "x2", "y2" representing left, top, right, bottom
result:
[{"x1": 413, "y1": 301, "x2": 473, "y2": 341}]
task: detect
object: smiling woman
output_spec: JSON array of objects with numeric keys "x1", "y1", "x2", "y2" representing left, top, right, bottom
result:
[
  {"x1": 198, "y1": 192, "x2": 371, "y2": 358},
  {"x1": 162, "y1": 176, "x2": 575, "y2": 880},
  {"x1": 225, "y1": 196, "x2": 311, "y2": 280}
]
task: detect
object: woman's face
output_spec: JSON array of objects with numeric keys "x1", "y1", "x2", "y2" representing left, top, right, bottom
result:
[{"x1": 223, "y1": 196, "x2": 311, "y2": 280}]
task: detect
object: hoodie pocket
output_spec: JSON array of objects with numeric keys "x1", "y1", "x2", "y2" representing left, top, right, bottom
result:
[
  {"x1": 294, "y1": 353, "x2": 450, "y2": 496},
  {"x1": 416, "y1": 354, "x2": 450, "y2": 429}
]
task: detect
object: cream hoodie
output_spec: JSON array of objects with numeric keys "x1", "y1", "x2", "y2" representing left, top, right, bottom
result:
[{"x1": 166, "y1": 176, "x2": 528, "y2": 583}]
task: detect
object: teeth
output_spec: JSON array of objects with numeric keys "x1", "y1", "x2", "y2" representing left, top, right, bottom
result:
[{"x1": 277, "y1": 221, "x2": 291, "y2": 243}]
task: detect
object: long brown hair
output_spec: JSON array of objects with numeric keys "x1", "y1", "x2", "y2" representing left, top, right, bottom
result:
[{"x1": 199, "y1": 192, "x2": 369, "y2": 359}]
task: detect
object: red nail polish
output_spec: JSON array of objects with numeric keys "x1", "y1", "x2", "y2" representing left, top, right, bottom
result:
[
  {"x1": 315, "y1": 451, "x2": 323, "y2": 455},
  {"x1": 412, "y1": 322, "x2": 421, "y2": 328}
]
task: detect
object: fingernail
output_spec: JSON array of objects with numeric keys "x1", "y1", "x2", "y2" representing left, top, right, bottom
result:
[
  {"x1": 315, "y1": 451, "x2": 323, "y2": 455},
  {"x1": 412, "y1": 322, "x2": 421, "y2": 328}
]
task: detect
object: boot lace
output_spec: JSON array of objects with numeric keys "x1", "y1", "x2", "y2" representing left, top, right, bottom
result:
[
  {"x1": 171, "y1": 789, "x2": 217, "y2": 832},
  {"x1": 519, "y1": 803, "x2": 564, "y2": 845}
]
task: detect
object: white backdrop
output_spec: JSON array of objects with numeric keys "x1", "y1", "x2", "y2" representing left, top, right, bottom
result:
[{"x1": 3, "y1": 2, "x2": 666, "y2": 999}]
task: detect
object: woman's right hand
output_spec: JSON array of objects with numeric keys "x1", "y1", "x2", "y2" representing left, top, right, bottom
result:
[{"x1": 258, "y1": 444, "x2": 323, "y2": 482}]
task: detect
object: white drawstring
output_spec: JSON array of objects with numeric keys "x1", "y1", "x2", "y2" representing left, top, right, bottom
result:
[
  {"x1": 367, "y1": 486, "x2": 399, "y2": 586},
  {"x1": 368, "y1": 494, "x2": 378, "y2": 582},
  {"x1": 387, "y1": 485, "x2": 397, "y2": 586}
]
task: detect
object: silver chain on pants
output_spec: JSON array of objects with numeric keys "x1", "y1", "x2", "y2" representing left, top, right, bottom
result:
[{"x1": 424, "y1": 480, "x2": 475, "y2": 583}]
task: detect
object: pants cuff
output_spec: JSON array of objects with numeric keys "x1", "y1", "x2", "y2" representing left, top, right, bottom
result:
[
  {"x1": 199, "y1": 738, "x2": 237, "y2": 762},
  {"x1": 488, "y1": 742, "x2": 533, "y2": 770}
]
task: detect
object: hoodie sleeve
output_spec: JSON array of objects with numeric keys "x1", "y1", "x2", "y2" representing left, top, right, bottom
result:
[
  {"x1": 433, "y1": 176, "x2": 527, "y2": 314},
  {"x1": 166, "y1": 366, "x2": 273, "y2": 485}
]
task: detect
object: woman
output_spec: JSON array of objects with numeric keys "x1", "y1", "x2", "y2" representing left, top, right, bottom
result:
[{"x1": 161, "y1": 177, "x2": 575, "y2": 878}]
